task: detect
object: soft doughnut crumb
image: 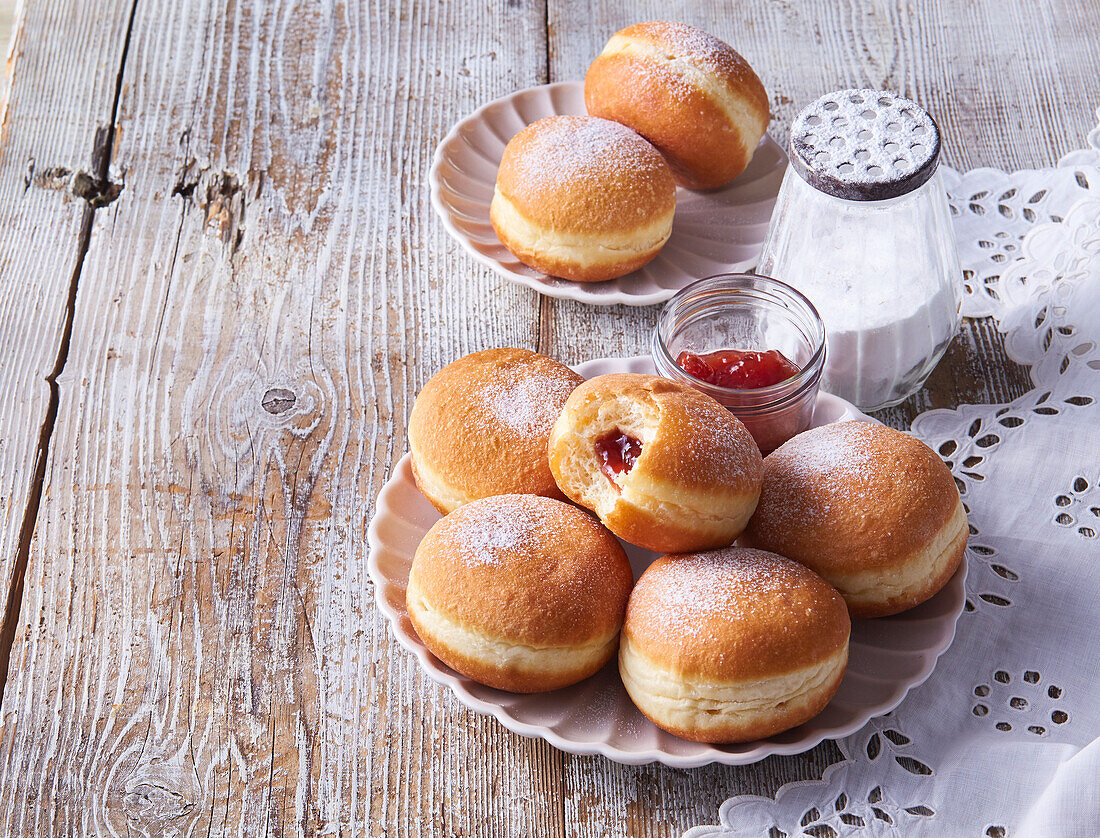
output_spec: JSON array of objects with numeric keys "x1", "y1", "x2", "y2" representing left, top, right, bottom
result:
[{"x1": 548, "y1": 373, "x2": 762, "y2": 552}]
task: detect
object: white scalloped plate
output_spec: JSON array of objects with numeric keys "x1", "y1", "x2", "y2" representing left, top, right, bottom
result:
[
  {"x1": 368, "y1": 356, "x2": 966, "y2": 766},
  {"x1": 430, "y1": 81, "x2": 788, "y2": 307}
]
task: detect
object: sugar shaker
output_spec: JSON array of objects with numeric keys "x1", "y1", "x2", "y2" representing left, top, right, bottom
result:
[{"x1": 758, "y1": 89, "x2": 962, "y2": 410}]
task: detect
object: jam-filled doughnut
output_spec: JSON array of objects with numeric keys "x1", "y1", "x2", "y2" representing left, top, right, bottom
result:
[
  {"x1": 406, "y1": 495, "x2": 634, "y2": 693},
  {"x1": 619, "y1": 548, "x2": 850, "y2": 743},
  {"x1": 548, "y1": 373, "x2": 762, "y2": 552},
  {"x1": 584, "y1": 21, "x2": 769, "y2": 189},
  {"x1": 744, "y1": 421, "x2": 968, "y2": 618},
  {"x1": 490, "y1": 115, "x2": 676, "y2": 282},
  {"x1": 407, "y1": 348, "x2": 584, "y2": 514}
]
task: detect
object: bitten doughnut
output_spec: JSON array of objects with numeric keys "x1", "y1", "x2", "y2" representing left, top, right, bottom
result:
[
  {"x1": 490, "y1": 115, "x2": 676, "y2": 282},
  {"x1": 585, "y1": 21, "x2": 770, "y2": 189},
  {"x1": 406, "y1": 495, "x2": 634, "y2": 693},
  {"x1": 548, "y1": 373, "x2": 762, "y2": 552},
  {"x1": 620, "y1": 548, "x2": 850, "y2": 743},
  {"x1": 744, "y1": 421, "x2": 968, "y2": 618},
  {"x1": 408, "y1": 348, "x2": 584, "y2": 514}
]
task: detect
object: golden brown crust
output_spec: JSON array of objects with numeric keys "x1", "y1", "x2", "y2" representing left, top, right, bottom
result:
[
  {"x1": 618, "y1": 548, "x2": 849, "y2": 742},
  {"x1": 601, "y1": 506, "x2": 726, "y2": 556},
  {"x1": 407, "y1": 348, "x2": 584, "y2": 513},
  {"x1": 407, "y1": 612, "x2": 616, "y2": 694},
  {"x1": 489, "y1": 202, "x2": 667, "y2": 283},
  {"x1": 494, "y1": 116, "x2": 676, "y2": 233},
  {"x1": 490, "y1": 115, "x2": 676, "y2": 282},
  {"x1": 628, "y1": 658, "x2": 846, "y2": 744},
  {"x1": 585, "y1": 55, "x2": 749, "y2": 189},
  {"x1": 620, "y1": 375, "x2": 760, "y2": 491},
  {"x1": 408, "y1": 495, "x2": 634, "y2": 647},
  {"x1": 623, "y1": 549, "x2": 850, "y2": 681},
  {"x1": 743, "y1": 422, "x2": 968, "y2": 617},
  {"x1": 548, "y1": 373, "x2": 763, "y2": 552},
  {"x1": 585, "y1": 21, "x2": 769, "y2": 189},
  {"x1": 846, "y1": 526, "x2": 967, "y2": 619},
  {"x1": 409, "y1": 456, "x2": 450, "y2": 516}
]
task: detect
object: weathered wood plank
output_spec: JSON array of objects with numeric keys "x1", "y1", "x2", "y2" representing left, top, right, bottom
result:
[
  {"x1": 0, "y1": 0, "x2": 558, "y2": 835},
  {"x1": 0, "y1": 0, "x2": 133, "y2": 693},
  {"x1": 545, "y1": 1, "x2": 1100, "y2": 835},
  {"x1": 0, "y1": 0, "x2": 1097, "y2": 836}
]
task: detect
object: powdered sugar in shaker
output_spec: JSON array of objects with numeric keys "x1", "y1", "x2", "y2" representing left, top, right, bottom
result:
[{"x1": 758, "y1": 89, "x2": 963, "y2": 411}]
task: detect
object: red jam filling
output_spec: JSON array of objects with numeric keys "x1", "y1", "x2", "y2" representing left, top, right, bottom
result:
[
  {"x1": 677, "y1": 348, "x2": 801, "y2": 390},
  {"x1": 594, "y1": 430, "x2": 642, "y2": 490}
]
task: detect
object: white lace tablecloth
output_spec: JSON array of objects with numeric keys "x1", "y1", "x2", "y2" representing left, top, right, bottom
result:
[{"x1": 687, "y1": 107, "x2": 1100, "y2": 838}]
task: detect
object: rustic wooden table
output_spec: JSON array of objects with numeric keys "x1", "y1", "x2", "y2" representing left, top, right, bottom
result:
[{"x1": 0, "y1": 1, "x2": 1097, "y2": 835}]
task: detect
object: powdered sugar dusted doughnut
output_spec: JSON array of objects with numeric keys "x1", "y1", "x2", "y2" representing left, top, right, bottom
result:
[
  {"x1": 407, "y1": 495, "x2": 634, "y2": 693},
  {"x1": 585, "y1": 21, "x2": 769, "y2": 189},
  {"x1": 620, "y1": 548, "x2": 849, "y2": 743},
  {"x1": 408, "y1": 348, "x2": 584, "y2": 514},
  {"x1": 548, "y1": 373, "x2": 763, "y2": 552},
  {"x1": 744, "y1": 422, "x2": 968, "y2": 618},
  {"x1": 490, "y1": 115, "x2": 676, "y2": 282}
]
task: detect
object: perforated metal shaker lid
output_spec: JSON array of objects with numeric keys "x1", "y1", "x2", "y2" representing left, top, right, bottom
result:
[{"x1": 789, "y1": 89, "x2": 941, "y2": 201}]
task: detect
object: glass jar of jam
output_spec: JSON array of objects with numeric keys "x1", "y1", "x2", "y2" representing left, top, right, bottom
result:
[{"x1": 652, "y1": 273, "x2": 826, "y2": 454}]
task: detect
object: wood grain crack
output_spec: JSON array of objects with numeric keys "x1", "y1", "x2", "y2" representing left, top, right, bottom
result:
[
  {"x1": 24, "y1": 160, "x2": 123, "y2": 206},
  {"x1": 72, "y1": 166, "x2": 124, "y2": 208},
  {"x1": 0, "y1": 0, "x2": 141, "y2": 704}
]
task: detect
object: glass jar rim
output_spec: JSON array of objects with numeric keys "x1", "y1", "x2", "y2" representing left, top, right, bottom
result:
[{"x1": 653, "y1": 273, "x2": 827, "y2": 404}]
